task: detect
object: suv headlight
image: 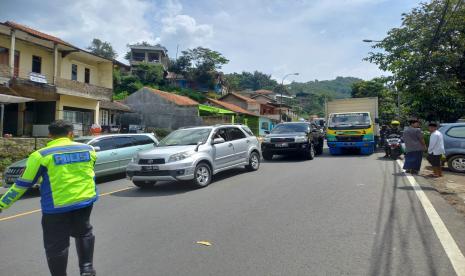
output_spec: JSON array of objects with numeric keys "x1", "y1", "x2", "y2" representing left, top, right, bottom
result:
[
  {"x1": 168, "y1": 151, "x2": 193, "y2": 163},
  {"x1": 263, "y1": 137, "x2": 271, "y2": 143},
  {"x1": 295, "y1": 136, "x2": 307, "y2": 143}
]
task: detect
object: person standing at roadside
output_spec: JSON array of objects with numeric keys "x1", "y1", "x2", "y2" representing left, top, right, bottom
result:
[
  {"x1": 0, "y1": 120, "x2": 98, "y2": 276},
  {"x1": 402, "y1": 119, "x2": 426, "y2": 174},
  {"x1": 427, "y1": 122, "x2": 445, "y2": 177}
]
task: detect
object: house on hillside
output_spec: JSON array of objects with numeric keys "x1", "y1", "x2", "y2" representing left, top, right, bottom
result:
[
  {"x1": 204, "y1": 98, "x2": 260, "y2": 135},
  {"x1": 128, "y1": 44, "x2": 169, "y2": 70},
  {"x1": 0, "y1": 21, "x2": 113, "y2": 136},
  {"x1": 123, "y1": 87, "x2": 201, "y2": 130},
  {"x1": 219, "y1": 92, "x2": 260, "y2": 115}
]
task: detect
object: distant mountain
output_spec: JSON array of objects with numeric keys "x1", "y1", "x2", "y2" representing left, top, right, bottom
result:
[
  {"x1": 285, "y1": 76, "x2": 363, "y2": 117},
  {"x1": 287, "y1": 76, "x2": 362, "y2": 99}
]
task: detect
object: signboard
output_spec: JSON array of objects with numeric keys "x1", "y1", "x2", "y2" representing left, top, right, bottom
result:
[{"x1": 29, "y1": 72, "x2": 48, "y2": 84}]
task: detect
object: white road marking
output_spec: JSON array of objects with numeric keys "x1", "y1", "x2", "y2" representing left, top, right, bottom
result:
[{"x1": 397, "y1": 160, "x2": 465, "y2": 276}]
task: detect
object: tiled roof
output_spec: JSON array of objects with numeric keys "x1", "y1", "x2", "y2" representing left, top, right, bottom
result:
[
  {"x1": 254, "y1": 89, "x2": 274, "y2": 95},
  {"x1": 100, "y1": 100, "x2": 131, "y2": 112},
  {"x1": 146, "y1": 87, "x2": 198, "y2": 106},
  {"x1": 5, "y1": 21, "x2": 72, "y2": 46},
  {"x1": 207, "y1": 98, "x2": 257, "y2": 116},
  {"x1": 221, "y1": 92, "x2": 258, "y2": 104}
]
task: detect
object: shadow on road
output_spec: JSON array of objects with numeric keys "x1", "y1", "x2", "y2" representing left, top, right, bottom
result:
[
  {"x1": 111, "y1": 168, "x2": 249, "y2": 198},
  {"x1": 368, "y1": 158, "x2": 439, "y2": 276}
]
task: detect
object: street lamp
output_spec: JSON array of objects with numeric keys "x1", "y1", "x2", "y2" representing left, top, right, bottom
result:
[
  {"x1": 279, "y1": 73, "x2": 299, "y2": 122},
  {"x1": 362, "y1": 39, "x2": 382, "y2": 43}
]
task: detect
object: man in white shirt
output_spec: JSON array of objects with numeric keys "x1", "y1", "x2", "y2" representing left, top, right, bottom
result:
[{"x1": 427, "y1": 122, "x2": 445, "y2": 177}]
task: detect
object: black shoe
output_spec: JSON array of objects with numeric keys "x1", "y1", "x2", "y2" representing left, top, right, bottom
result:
[
  {"x1": 76, "y1": 236, "x2": 96, "y2": 276},
  {"x1": 47, "y1": 250, "x2": 68, "y2": 276}
]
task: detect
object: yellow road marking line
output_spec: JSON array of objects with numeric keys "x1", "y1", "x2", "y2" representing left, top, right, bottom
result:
[{"x1": 0, "y1": 186, "x2": 134, "y2": 222}]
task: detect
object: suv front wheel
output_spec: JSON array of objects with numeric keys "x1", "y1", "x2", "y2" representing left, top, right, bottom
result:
[
  {"x1": 192, "y1": 162, "x2": 212, "y2": 188},
  {"x1": 303, "y1": 143, "x2": 315, "y2": 160}
]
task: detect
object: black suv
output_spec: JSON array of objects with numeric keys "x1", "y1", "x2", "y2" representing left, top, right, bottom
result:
[{"x1": 261, "y1": 122, "x2": 324, "y2": 160}]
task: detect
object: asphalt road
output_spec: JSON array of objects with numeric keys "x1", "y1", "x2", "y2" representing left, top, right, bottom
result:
[{"x1": 2, "y1": 150, "x2": 465, "y2": 276}]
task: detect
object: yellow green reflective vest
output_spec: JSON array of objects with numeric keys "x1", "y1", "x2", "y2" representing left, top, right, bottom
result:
[{"x1": 0, "y1": 137, "x2": 98, "y2": 214}]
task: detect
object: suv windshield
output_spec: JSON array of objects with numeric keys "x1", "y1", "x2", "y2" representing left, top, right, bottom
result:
[
  {"x1": 158, "y1": 128, "x2": 212, "y2": 146},
  {"x1": 328, "y1": 113, "x2": 371, "y2": 128},
  {"x1": 271, "y1": 124, "x2": 308, "y2": 134}
]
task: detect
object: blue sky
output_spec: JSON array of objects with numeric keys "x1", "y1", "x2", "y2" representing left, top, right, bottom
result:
[{"x1": 0, "y1": 0, "x2": 422, "y2": 82}]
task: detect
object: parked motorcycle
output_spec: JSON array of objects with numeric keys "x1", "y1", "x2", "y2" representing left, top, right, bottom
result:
[{"x1": 386, "y1": 134, "x2": 403, "y2": 160}]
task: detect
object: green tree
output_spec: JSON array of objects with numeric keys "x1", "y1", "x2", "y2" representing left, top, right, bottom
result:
[
  {"x1": 351, "y1": 78, "x2": 398, "y2": 123},
  {"x1": 224, "y1": 71, "x2": 278, "y2": 91},
  {"x1": 367, "y1": 0, "x2": 465, "y2": 122},
  {"x1": 87, "y1": 38, "x2": 117, "y2": 59},
  {"x1": 132, "y1": 62, "x2": 165, "y2": 86}
]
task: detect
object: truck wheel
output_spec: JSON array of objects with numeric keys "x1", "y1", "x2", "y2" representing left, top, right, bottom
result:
[
  {"x1": 448, "y1": 155, "x2": 465, "y2": 173},
  {"x1": 246, "y1": 151, "x2": 261, "y2": 171},
  {"x1": 192, "y1": 162, "x2": 212, "y2": 188},
  {"x1": 263, "y1": 152, "x2": 273, "y2": 161},
  {"x1": 133, "y1": 181, "x2": 156, "y2": 189},
  {"x1": 315, "y1": 139, "x2": 324, "y2": 155}
]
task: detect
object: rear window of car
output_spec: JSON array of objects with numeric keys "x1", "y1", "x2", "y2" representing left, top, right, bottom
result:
[
  {"x1": 447, "y1": 126, "x2": 465, "y2": 138},
  {"x1": 133, "y1": 135, "x2": 156, "y2": 145},
  {"x1": 228, "y1": 127, "x2": 247, "y2": 140},
  {"x1": 91, "y1": 138, "x2": 117, "y2": 151}
]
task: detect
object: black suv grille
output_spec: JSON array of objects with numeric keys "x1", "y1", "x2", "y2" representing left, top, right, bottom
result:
[
  {"x1": 270, "y1": 138, "x2": 295, "y2": 143},
  {"x1": 6, "y1": 167, "x2": 24, "y2": 175},
  {"x1": 336, "y1": 135, "x2": 363, "y2": 142},
  {"x1": 139, "y1": 159, "x2": 165, "y2": 165}
]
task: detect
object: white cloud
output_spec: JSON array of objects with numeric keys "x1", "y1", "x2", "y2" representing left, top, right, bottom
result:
[{"x1": 157, "y1": 0, "x2": 214, "y2": 51}]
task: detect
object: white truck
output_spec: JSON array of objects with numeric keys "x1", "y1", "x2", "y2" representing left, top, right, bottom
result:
[{"x1": 325, "y1": 97, "x2": 379, "y2": 155}]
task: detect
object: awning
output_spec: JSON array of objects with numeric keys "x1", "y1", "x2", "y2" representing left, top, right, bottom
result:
[
  {"x1": 0, "y1": 94, "x2": 34, "y2": 104},
  {"x1": 199, "y1": 104, "x2": 235, "y2": 115}
]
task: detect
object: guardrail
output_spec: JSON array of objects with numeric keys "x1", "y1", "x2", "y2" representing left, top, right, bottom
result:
[{"x1": 55, "y1": 77, "x2": 112, "y2": 101}]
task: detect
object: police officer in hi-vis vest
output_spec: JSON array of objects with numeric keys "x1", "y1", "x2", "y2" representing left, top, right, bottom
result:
[{"x1": 0, "y1": 120, "x2": 98, "y2": 276}]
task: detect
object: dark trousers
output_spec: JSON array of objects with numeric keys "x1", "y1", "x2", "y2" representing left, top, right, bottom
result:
[{"x1": 42, "y1": 205, "x2": 94, "y2": 257}]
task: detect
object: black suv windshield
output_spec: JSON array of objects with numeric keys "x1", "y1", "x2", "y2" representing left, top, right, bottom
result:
[
  {"x1": 271, "y1": 124, "x2": 308, "y2": 134},
  {"x1": 158, "y1": 128, "x2": 212, "y2": 146}
]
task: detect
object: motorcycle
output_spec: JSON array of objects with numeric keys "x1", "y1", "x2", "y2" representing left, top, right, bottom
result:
[{"x1": 385, "y1": 134, "x2": 403, "y2": 160}]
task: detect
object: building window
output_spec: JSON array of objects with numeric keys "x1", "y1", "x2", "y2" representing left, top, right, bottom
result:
[
  {"x1": 148, "y1": 52, "x2": 159, "y2": 62},
  {"x1": 85, "y1": 68, "x2": 90, "y2": 84},
  {"x1": 71, "y1": 64, "x2": 78, "y2": 81},
  {"x1": 99, "y1": 109, "x2": 109, "y2": 126},
  {"x1": 132, "y1": 52, "x2": 145, "y2": 61},
  {"x1": 32, "y1": 55, "x2": 41, "y2": 74}
]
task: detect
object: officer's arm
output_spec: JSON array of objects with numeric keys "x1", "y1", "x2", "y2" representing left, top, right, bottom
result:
[{"x1": 0, "y1": 152, "x2": 42, "y2": 210}]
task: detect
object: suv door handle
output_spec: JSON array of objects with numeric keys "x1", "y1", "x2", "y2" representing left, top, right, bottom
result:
[
  {"x1": 228, "y1": 143, "x2": 233, "y2": 147},
  {"x1": 246, "y1": 140, "x2": 250, "y2": 143},
  {"x1": 111, "y1": 152, "x2": 117, "y2": 156}
]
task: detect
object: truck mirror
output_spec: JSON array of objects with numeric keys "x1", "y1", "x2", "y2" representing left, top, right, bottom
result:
[{"x1": 375, "y1": 118, "x2": 380, "y2": 124}]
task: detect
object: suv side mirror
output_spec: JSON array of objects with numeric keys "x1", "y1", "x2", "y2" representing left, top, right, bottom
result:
[
  {"x1": 93, "y1": 146, "x2": 101, "y2": 152},
  {"x1": 212, "y1": 138, "x2": 225, "y2": 144},
  {"x1": 264, "y1": 130, "x2": 270, "y2": 135}
]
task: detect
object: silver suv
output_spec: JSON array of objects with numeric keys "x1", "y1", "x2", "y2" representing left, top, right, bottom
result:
[{"x1": 126, "y1": 125, "x2": 261, "y2": 188}]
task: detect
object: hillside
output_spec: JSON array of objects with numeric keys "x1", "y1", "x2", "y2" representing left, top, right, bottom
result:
[
  {"x1": 287, "y1": 76, "x2": 362, "y2": 99},
  {"x1": 286, "y1": 76, "x2": 363, "y2": 117}
]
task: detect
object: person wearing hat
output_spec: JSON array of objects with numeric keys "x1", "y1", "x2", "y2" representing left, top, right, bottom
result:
[
  {"x1": 426, "y1": 122, "x2": 445, "y2": 177},
  {"x1": 402, "y1": 119, "x2": 426, "y2": 174}
]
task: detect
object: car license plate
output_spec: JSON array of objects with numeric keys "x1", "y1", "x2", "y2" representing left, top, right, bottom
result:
[
  {"x1": 276, "y1": 143, "x2": 288, "y2": 148},
  {"x1": 142, "y1": 166, "x2": 159, "y2": 171}
]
